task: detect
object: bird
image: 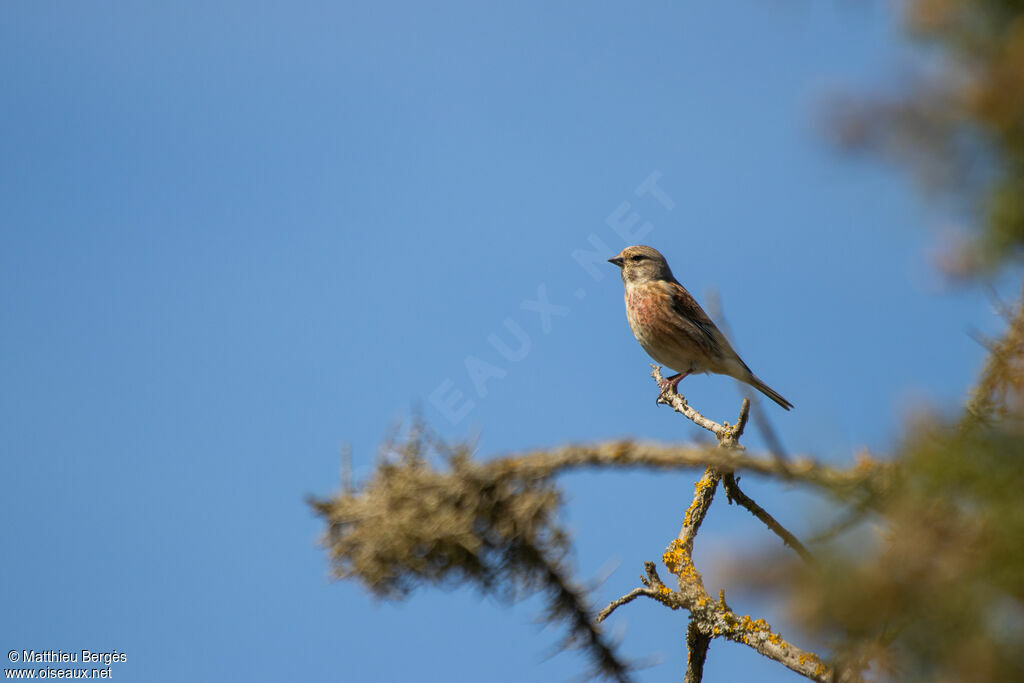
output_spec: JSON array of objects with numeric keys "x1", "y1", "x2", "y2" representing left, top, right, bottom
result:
[{"x1": 608, "y1": 245, "x2": 793, "y2": 410}]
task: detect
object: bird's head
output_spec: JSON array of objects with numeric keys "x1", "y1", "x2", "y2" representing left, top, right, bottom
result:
[{"x1": 608, "y1": 245, "x2": 674, "y2": 285}]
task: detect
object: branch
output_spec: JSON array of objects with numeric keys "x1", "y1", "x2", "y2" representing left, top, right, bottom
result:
[
  {"x1": 651, "y1": 366, "x2": 750, "y2": 445},
  {"x1": 660, "y1": 504, "x2": 843, "y2": 683},
  {"x1": 600, "y1": 560, "x2": 841, "y2": 681},
  {"x1": 534, "y1": 550, "x2": 634, "y2": 682},
  {"x1": 596, "y1": 587, "x2": 658, "y2": 623},
  {"x1": 684, "y1": 620, "x2": 711, "y2": 683},
  {"x1": 656, "y1": 522, "x2": 842, "y2": 682},
  {"x1": 597, "y1": 562, "x2": 674, "y2": 624},
  {"x1": 595, "y1": 369, "x2": 860, "y2": 682},
  {"x1": 491, "y1": 367, "x2": 889, "y2": 500},
  {"x1": 677, "y1": 465, "x2": 721, "y2": 556},
  {"x1": 722, "y1": 472, "x2": 815, "y2": 565},
  {"x1": 488, "y1": 441, "x2": 888, "y2": 500}
]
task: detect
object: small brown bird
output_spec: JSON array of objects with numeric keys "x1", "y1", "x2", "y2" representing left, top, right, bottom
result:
[{"x1": 608, "y1": 245, "x2": 792, "y2": 410}]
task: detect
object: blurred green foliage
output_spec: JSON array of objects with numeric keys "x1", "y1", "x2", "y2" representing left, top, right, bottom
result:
[
  {"x1": 834, "y1": 0, "x2": 1024, "y2": 271},
  {"x1": 753, "y1": 299, "x2": 1024, "y2": 681}
]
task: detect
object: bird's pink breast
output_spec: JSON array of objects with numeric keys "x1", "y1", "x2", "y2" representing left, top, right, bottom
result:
[
  {"x1": 625, "y1": 283, "x2": 677, "y2": 360},
  {"x1": 624, "y1": 280, "x2": 714, "y2": 376},
  {"x1": 626, "y1": 283, "x2": 670, "y2": 329}
]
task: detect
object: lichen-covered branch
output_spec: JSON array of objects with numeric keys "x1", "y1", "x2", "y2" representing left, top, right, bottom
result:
[
  {"x1": 314, "y1": 366, "x2": 882, "y2": 682},
  {"x1": 490, "y1": 440, "x2": 889, "y2": 501},
  {"x1": 684, "y1": 620, "x2": 711, "y2": 683},
  {"x1": 654, "y1": 503, "x2": 839, "y2": 682},
  {"x1": 677, "y1": 465, "x2": 722, "y2": 556},
  {"x1": 596, "y1": 369, "x2": 854, "y2": 683}
]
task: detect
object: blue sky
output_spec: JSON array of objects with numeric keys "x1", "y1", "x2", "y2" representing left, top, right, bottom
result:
[{"x1": 1, "y1": 3, "x2": 1012, "y2": 682}]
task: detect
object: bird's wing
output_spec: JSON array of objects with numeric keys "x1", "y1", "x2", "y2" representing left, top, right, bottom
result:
[{"x1": 664, "y1": 280, "x2": 743, "y2": 365}]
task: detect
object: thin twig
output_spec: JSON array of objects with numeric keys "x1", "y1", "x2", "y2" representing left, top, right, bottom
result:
[
  {"x1": 722, "y1": 472, "x2": 815, "y2": 565},
  {"x1": 964, "y1": 285, "x2": 1024, "y2": 422},
  {"x1": 733, "y1": 397, "x2": 751, "y2": 441},
  {"x1": 652, "y1": 365, "x2": 729, "y2": 438},
  {"x1": 598, "y1": 562, "x2": 674, "y2": 623},
  {"x1": 596, "y1": 587, "x2": 660, "y2": 623},
  {"x1": 642, "y1": 560, "x2": 664, "y2": 586},
  {"x1": 751, "y1": 398, "x2": 791, "y2": 466},
  {"x1": 340, "y1": 444, "x2": 353, "y2": 493}
]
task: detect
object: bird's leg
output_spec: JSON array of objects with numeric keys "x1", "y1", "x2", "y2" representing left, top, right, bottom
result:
[{"x1": 658, "y1": 370, "x2": 691, "y2": 397}]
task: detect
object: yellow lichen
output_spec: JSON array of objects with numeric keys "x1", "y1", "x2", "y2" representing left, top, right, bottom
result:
[
  {"x1": 797, "y1": 652, "x2": 826, "y2": 677},
  {"x1": 662, "y1": 539, "x2": 685, "y2": 574}
]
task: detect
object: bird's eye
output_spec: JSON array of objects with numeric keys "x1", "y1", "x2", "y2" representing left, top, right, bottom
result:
[{"x1": 631, "y1": 254, "x2": 646, "y2": 262}]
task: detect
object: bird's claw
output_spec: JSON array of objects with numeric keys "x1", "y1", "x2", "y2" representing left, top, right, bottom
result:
[{"x1": 656, "y1": 380, "x2": 677, "y2": 404}]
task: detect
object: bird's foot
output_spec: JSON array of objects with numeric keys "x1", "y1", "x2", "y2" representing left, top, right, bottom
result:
[{"x1": 656, "y1": 372, "x2": 688, "y2": 402}]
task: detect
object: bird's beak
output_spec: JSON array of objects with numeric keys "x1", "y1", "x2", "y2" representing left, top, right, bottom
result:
[{"x1": 608, "y1": 256, "x2": 624, "y2": 267}]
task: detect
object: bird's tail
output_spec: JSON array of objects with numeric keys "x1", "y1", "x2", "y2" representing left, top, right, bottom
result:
[{"x1": 748, "y1": 374, "x2": 793, "y2": 411}]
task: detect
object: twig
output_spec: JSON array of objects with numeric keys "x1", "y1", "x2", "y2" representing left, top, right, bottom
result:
[
  {"x1": 642, "y1": 560, "x2": 664, "y2": 586},
  {"x1": 750, "y1": 398, "x2": 791, "y2": 466},
  {"x1": 596, "y1": 587, "x2": 660, "y2": 623},
  {"x1": 598, "y1": 561, "x2": 676, "y2": 624},
  {"x1": 722, "y1": 472, "x2": 815, "y2": 565},
  {"x1": 964, "y1": 285, "x2": 1024, "y2": 422},
  {"x1": 733, "y1": 397, "x2": 751, "y2": 441},
  {"x1": 339, "y1": 444, "x2": 353, "y2": 493},
  {"x1": 652, "y1": 365, "x2": 732, "y2": 438},
  {"x1": 986, "y1": 282, "x2": 1015, "y2": 323}
]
